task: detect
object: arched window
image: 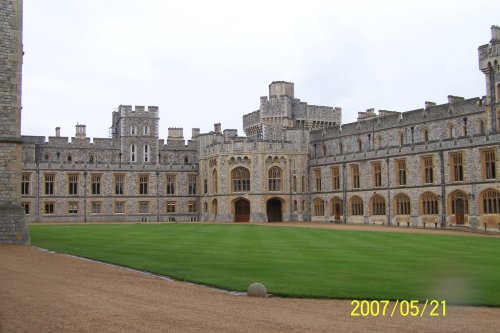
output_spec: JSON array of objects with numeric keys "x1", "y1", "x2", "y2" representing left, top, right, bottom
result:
[
  {"x1": 322, "y1": 144, "x2": 327, "y2": 156},
  {"x1": 421, "y1": 192, "x2": 438, "y2": 215},
  {"x1": 232, "y1": 167, "x2": 250, "y2": 192},
  {"x1": 130, "y1": 125, "x2": 137, "y2": 135},
  {"x1": 204, "y1": 179, "x2": 208, "y2": 194},
  {"x1": 67, "y1": 155, "x2": 72, "y2": 162},
  {"x1": 268, "y1": 167, "x2": 282, "y2": 191},
  {"x1": 375, "y1": 136, "x2": 382, "y2": 149},
  {"x1": 203, "y1": 202, "x2": 208, "y2": 213},
  {"x1": 292, "y1": 176, "x2": 297, "y2": 192},
  {"x1": 399, "y1": 133, "x2": 405, "y2": 146},
  {"x1": 478, "y1": 120, "x2": 485, "y2": 135},
  {"x1": 184, "y1": 156, "x2": 189, "y2": 164},
  {"x1": 89, "y1": 155, "x2": 94, "y2": 163},
  {"x1": 130, "y1": 144, "x2": 136, "y2": 162},
  {"x1": 357, "y1": 138, "x2": 362, "y2": 152},
  {"x1": 144, "y1": 126, "x2": 150, "y2": 135},
  {"x1": 394, "y1": 193, "x2": 411, "y2": 215},
  {"x1": 301, "y1": 175, "x2": 306, "y2": 192},
  {"x1": 423, "y1": 129, "x2": 429, "y2": 142},
  {"x1": 481, "y1": 189, "x2": 500, "y2": 214},
  {"x1": 448, "y1": 124, "x2": 454, "y2": 139},
  {"x1": 312, "y1": 198, "x2": 324, "y2": 216},
  {"x1": 350, "y1": 196, "x2": 363, "y2": 216},
  {"x1": 293, "y1": 200, "x2": 297, "y2": 211},
  {"x1": 339, "y1": 142, "x2": 343, "y2": 154},
  {"x1": 212, "y1": 169, "x2": 218, "y2": 194},
  {"x1": 371, "y1": 195, "x2": 386, "y2": 215}
]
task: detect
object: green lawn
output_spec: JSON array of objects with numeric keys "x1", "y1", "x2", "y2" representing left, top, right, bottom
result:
[{"x1": 29, "y1": 224, "x2": 500, "y2": 306}]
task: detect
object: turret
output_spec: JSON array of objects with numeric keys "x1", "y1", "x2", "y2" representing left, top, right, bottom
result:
[
  {"x1": 269, "y1": 81, "x2": 294, "y2": 98},
  {"x1": 75, "y1": 124, "x2": 86, "y2": 139},
  {"x1": 478, "y1": 25, "x2": 500, "y2": 132}
]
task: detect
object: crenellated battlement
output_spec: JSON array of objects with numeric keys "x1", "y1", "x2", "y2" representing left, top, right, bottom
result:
[
  {"x1": 116, "y1": 104, "x2": 159, "y2": 117},
  {"x1": 310, "y1": 96, "x2": 484, "y2": 142},
  {"x1": 168, "y1": 127, "x2": 184, "y2": 139}
]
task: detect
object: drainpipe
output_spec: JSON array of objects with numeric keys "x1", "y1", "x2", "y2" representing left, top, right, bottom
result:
[
  {"x1": 156, "y1": 170, "x2": 160, "y2": 222},
  {"x1": 439, "y1": 151, "x2": 447, "y2": 228},
  {"x1": 386, "y1": 157, "x2": 391, "y2": 226},
  {"x1": 83, "y1": 170, "x2": 87, "y2": 222},
  {"x1": 342, "y1": 163, "x2": 347, "y2": 224},
  {"x1": 36, "y1": 165, "x2": 40, "y2": 223}
]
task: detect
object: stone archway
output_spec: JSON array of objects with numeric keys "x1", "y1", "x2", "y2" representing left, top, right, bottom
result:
[
  {"x1": 266, "y1": 198, "x2": 282, "y2": 222},
  {"x1": 234, "y1": 198, "x2": 250, "y2": 222}
]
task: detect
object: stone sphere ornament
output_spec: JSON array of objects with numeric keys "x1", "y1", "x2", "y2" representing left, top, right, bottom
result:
[{"x1": 247, "y1": 282, "x2": 267, "y2": 297}]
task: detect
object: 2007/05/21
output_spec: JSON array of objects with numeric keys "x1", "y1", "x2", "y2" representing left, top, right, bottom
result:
[{"x1": 351, "y1": 300, "x2": 446, "y2": 317}]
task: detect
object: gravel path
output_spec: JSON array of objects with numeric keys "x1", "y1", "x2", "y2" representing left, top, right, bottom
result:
[{"x1": 1, "y1": 224, "x2": 499, "y2": 332}]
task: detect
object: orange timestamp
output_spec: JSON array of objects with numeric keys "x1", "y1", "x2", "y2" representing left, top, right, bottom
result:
[{"x1": 350, "y1": 300, "x2": 446, "y2": 317}]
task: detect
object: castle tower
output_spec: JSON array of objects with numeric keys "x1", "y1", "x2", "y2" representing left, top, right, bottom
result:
[
  {"x1": 111, "y1": 105, "x2": 160, "y2": 164},
  {"x1": 0, "y1": 0, "x2": 30, "y2": 244},
  {"x1": 479, "y1": 25, "x2": 500, "y2": 133}
]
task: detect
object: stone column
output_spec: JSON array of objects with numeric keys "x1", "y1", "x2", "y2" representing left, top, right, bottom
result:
[{"x1": 0, "y1": 0, "x2": 30, "y2": 244}]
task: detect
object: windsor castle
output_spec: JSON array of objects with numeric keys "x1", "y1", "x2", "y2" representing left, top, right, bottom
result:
[{"x1": 16, "y1": 26, "x2": 500, "y2": 230}]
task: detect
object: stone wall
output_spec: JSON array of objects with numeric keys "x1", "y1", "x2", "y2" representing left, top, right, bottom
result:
[{"x1": 0, "y1": 0, "x2": 29, "y2": 244}]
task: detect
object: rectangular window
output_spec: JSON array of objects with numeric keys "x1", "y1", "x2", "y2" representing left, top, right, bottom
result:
[
  {"x1": 68, "y1": 174, "x2": 78, "y2": 195},
  {"x1": 188, "y1": 201, "x2": 197, "y2": 213},
  {"x1": 166, "y1": 201, "x2": 176, "y2": 213},
  {"x1": 91, "y1": 201, "x2": 102, "y2": 214},
  {"x1": 372, "y1": 162, "x2": 382, "y2": 188},
  {"x1": 166, "y1": 175, "x2": 176, "y2": 195},
  {"x1": 44, "y1": 202, "x2": 54, "y2": 215},
  {"x1": 396, "y1": 160, "x2": 407, "y2": 186},
  {"x1": 313, "y1": 169, "x2": 322, "y2": 191},
  {"x1": 351, "y1": 165, "x2": 360, "y2": 189},
  {"x1": 22, "y1": 202, "x2": 30, "y2": 215},
  {"x1": 114, "y1": 201, "x2": 125, "y2": 214},
  {"x1": 139, "y1": 174, "x2": 149, "y2": 195},
  {"x1": 482, "y1": 150, "x2": 496, "y2": 180},
  {"x1": 44, "y1": 174, "x2": 55, "y2": 195},
  {"x1": 422, "y1": 156, "x2": 434, "y2": 184},
  {"x1": 139, "y1": 201, "x2": 149, "y2": 214},
  {"x1": 114, "y1": 174, "x2": 125, "y2": 195},
  {"x1": 331, "y1": 167, "x2": 340, "y2": 190},
  {"x1": 68, "y1": 202, "x2": 78, "y2": 214},
  {"x1": 144, "y1": 145, "x2": 149, "y2": 162},
  {"x1": 451, "y1": 153, "x2": 464, "y2": 182},
  {"x1": 91, "y1": 174, "x2": 101, "y2": 195},
  {"x1": 21, "y1": 173, "x2": 30, "y2": 195},
  {"x1": 188, "y1": 175, "x2": 197, "y2": 195}
]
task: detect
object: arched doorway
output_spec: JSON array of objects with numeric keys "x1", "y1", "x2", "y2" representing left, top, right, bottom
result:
[
  {"x1": 331, "y1": 197, "x2": 343, "y2": 221},
  {"x1": 266, "y1": 198, "x2": 282, "y2": 222},
  {"x1": 449, "y1": 191, "x2": 468, "y2": 225},
  {"x1": 212, "y1": 199, "x2": 218, "y2": 219},
  {"x1": 234, "y1": 198, "x2": 250, "y2": 222}
]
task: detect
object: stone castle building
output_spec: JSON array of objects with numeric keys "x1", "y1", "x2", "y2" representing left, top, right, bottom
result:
[
  {"x1": 20, "y1": 26, "x2": 500, "y2": 230},
  {"x1": 0, "y1": 0, "x2": 29, "y2": 244}
]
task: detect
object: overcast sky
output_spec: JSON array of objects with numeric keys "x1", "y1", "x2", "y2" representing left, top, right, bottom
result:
[{"x1": 21, "y1": 0, "x2": 500, "y2": 140}]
